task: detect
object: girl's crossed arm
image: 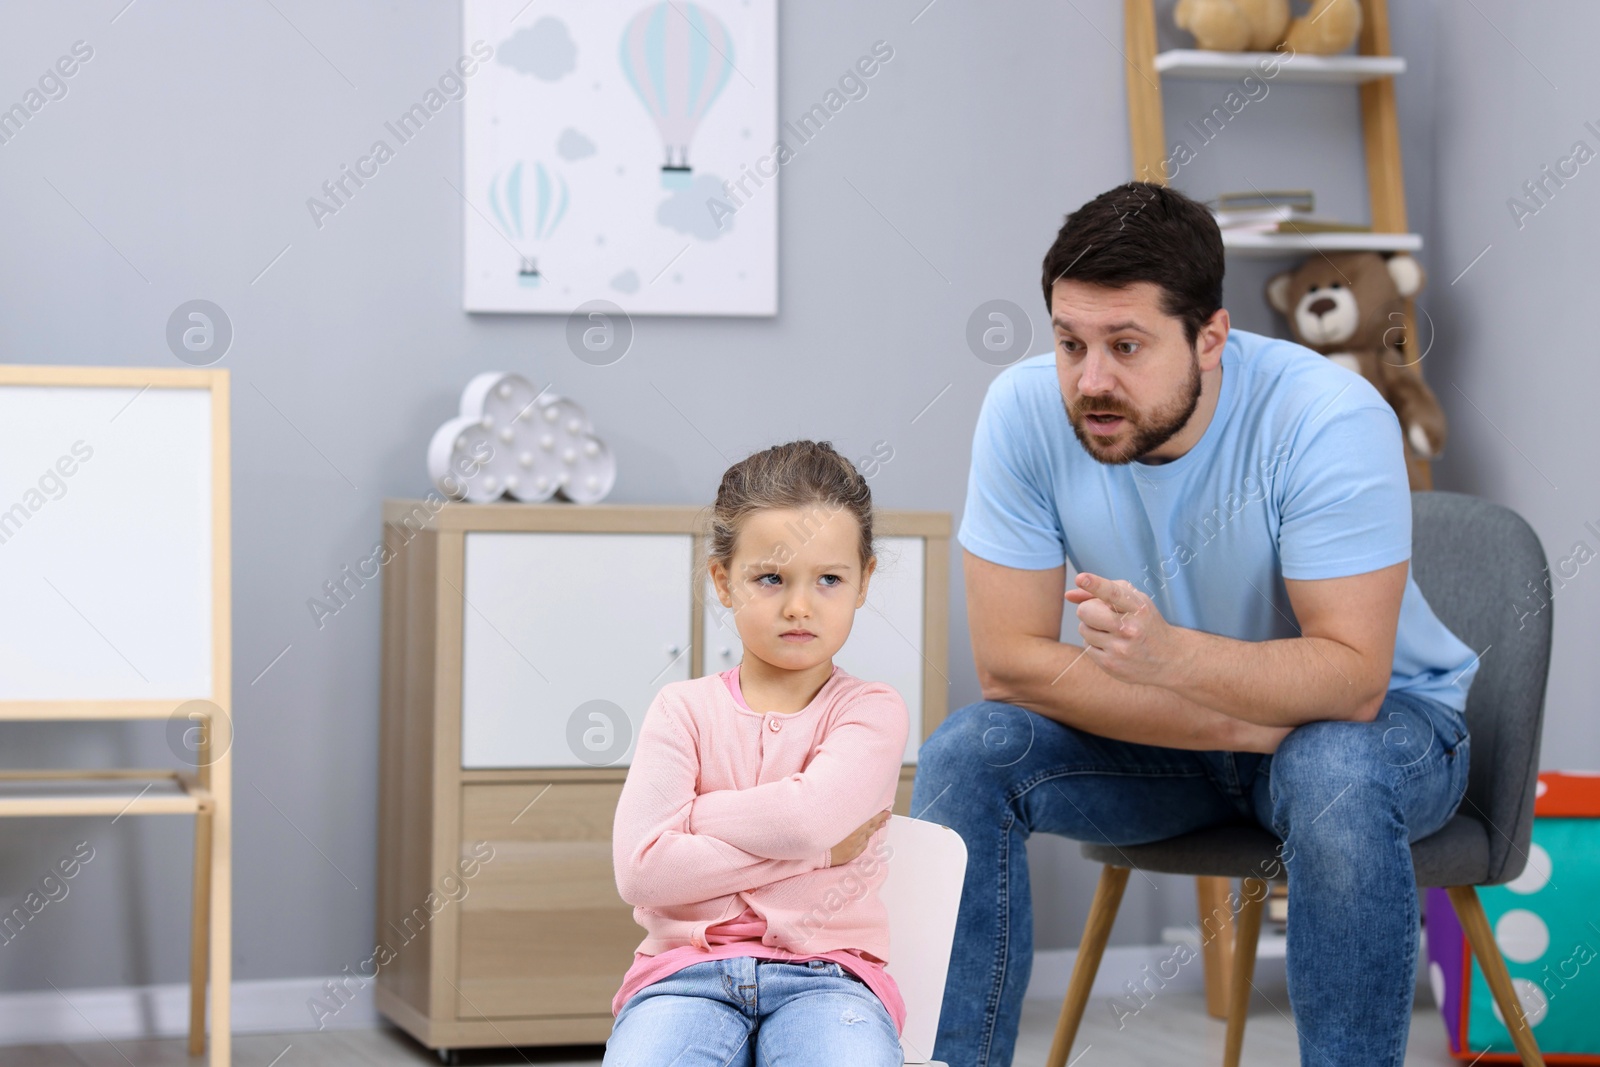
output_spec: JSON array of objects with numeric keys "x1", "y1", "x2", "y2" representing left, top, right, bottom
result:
[
  {"x1": 613, "y1": 695, "x2": 827, "y2": 909},
  {"x1": 686, "y1": 684, "x2": 909, "y2": 862}
]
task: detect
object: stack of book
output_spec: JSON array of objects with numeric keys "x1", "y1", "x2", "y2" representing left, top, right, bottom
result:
[{"x1": 1209, "y1": 189, "x2": 1372, "y2": 236}]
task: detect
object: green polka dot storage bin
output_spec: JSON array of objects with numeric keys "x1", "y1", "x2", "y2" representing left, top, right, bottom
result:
[{"x1": 1425, "y1": 771, "x2": 1600, "y2": 1062}]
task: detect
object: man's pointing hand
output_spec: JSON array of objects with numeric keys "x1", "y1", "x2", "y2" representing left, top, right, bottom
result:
[{"x1": 1065, "y1": 572, "x2": 1187, "y2": 688}]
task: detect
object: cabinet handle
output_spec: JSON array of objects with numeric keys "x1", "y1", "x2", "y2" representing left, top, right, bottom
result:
[{"x1": 666, "y1": 644, "x2": 681, "y2": 657}]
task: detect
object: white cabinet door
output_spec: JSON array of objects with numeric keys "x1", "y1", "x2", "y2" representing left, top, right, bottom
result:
[
  {"x1": 461, "y1": 532, "x2": 692, "y2": 768},
  {"x1": 701, "y1": 536, "x2": 925, "y2": 762}
]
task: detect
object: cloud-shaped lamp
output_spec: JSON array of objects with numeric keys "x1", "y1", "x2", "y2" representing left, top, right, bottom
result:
[{"x1": 427, "y1": 372, "x2": 616, "y2": 504}]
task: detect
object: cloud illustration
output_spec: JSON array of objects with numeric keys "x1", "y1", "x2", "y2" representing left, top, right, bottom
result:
[
  {"x1": 496, "y1": 18, "x2": 577, "y2": 81},
  {"x1": 558, "y1": 127, "x2": 596, "y2": 160},
  {"x1": 657, "y1": 174, "x2": 733, "y2": 241}
]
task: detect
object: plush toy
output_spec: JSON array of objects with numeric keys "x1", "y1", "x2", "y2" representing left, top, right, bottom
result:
[
  {"x1": 1266, "y1": 251, "x2": 1447, "y2": 459},
  {"x1": 1173, "y1": 0, "x2": 1289, "y2": 52},
  {"x1": 1173, "y1": 0, "x2": 1360, "y2": 55},
  {"x1": 1282, "y1": 0, "x2": 1362, "y2": 55}
]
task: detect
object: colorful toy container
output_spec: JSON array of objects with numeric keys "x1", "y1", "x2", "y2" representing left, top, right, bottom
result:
[{"x1": 1425, "y1": 771, "x2": 1600, "y2": 1062}]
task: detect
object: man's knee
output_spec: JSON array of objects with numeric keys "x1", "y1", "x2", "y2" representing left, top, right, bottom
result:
[
  {"x1": 917, "y1": 701, "x2": 1032, "y2": 779},
  {"x1": 1268, "y1": 721, "x2": 1407, "y2": 882},
  {"x1": 1273, "y1": 718, "x2": 1404, "y2": 798}
]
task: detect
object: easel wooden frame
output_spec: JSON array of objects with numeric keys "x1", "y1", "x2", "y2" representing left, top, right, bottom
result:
[{"x1": 0, "y1": 365, "x2": 232, "y2": 1067}]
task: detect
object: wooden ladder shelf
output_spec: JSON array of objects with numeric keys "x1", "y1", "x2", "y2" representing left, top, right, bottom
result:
[{"x1": 1120, "y1": 0, "x2": 1432, "y2": 1020}]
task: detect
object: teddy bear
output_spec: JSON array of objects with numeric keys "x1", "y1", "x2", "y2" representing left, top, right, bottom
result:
[
  {"x1": 1173, "y1": 0, "x2": 1288, "y2": 52},
  {"x1": 1173, "y1": 0, "x2": 1361, "y2": 55},
  {"x1": 1265, "y1": 251, "x2": 1448, "y2": 459},
  {"x1": 1283, "y1": 0, "x2": 1363, "y2": 55}
]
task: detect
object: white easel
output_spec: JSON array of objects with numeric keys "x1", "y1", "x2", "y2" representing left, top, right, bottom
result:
[{"x1": 0, "y1": 365, "x2": 232, "y2": 1066}]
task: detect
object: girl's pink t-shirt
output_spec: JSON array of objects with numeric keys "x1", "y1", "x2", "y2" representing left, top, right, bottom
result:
[{"x1": 610, "y1": 664, "x2": 906, "y2": 1034}]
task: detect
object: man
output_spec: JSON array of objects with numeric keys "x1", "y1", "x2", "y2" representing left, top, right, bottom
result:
[{"x1": 911, "y1": 181, "x2": 1478, "y2": 1067}]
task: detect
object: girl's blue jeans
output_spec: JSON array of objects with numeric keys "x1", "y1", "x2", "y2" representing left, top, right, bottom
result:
[
  {"x1": 910, "y1": 689, "x2": 1470, "y2": 1067},
  {"x1": 603, "y1": 957, "x2": 903, "y2": 1066}
]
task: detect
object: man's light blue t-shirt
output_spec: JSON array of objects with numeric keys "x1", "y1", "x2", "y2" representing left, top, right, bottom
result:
[{"x1": 958, "y1": 327, "x2": 1479, "y2": 712}]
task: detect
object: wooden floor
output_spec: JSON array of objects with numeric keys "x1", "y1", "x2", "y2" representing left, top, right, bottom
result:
[{"x1": 0, "y1": 992, "x2": 1464, "y2": 1066}]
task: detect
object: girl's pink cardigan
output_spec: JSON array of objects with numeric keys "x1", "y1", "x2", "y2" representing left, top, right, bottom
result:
[{"x1": 611, "y1": 666, "x2": 909, "y2": 960}]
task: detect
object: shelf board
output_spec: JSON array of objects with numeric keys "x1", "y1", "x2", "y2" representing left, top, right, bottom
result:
[
  {"x1": 1155, "y1": 49, "x2": 1405, "y2": 84},
  {"x1": 1221, "y1": 229, "x2": 1422, "y2": 257}
]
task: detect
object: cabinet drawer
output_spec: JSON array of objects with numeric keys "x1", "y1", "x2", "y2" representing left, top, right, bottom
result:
[
  {"x1": 454, "y1": 772, "x2": 919, "y2": 1021},
  {"x1": 461, "y1": 532, "x2": 693, "y2": 768},
  {"x1": 456, "y1": 782, "x2": 641, "y2": 1019}
]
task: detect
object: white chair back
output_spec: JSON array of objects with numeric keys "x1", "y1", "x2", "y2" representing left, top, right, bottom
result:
[{"x1": 880, "y1": 814, "x2": 968, "y2": 1065}]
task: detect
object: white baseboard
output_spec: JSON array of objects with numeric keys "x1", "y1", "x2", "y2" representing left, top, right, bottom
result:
[
  {"x1": 1024, "y1": 942, "x2": 1287, "y2": 1003},
  {"x1": 0, "y1": 941, "x2": 1289, "y2": 1048},
  {"x1": 1025, "y1": 936, "x2": 1428, "y2": 1008},
  {"x1": 0, "y1": 975, "x2": 381, "y2": 1048}
]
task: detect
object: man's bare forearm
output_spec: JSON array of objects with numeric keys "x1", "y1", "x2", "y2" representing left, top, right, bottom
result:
[
  {"x1": 1164, "y1": 628, "x2": 1383, "y2": 727},
  {"x1": 983, "y1": 634, "x2": 1281, "y2": 751}
]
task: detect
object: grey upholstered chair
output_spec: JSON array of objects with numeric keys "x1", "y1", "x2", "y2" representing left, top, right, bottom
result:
[{"x1": 1045, "y1": 491, "x2": 1553, "y2": 1067}]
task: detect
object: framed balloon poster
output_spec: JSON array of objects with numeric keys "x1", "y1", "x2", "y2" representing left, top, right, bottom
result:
[{"x1": 462, "y1": 0, "x2": 778, "y2": 316}]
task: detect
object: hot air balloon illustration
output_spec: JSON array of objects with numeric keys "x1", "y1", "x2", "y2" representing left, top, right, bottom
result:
[
  {"x1": 619, "y1": 2, "x2": 735, "y2": 189},
  {"x1": 487, "y1": 160, "x2": 568, "y2": 287}
]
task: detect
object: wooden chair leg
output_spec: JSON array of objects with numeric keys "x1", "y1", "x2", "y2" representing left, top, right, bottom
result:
[
  {"x1": 1446, "y1": 886, "x2": 1546, "y2": 1067},
  {"x1": 1046, "y1": 865, "x2": 1131, "y2": 1067},
  {"x1": 1197, "y1": 876, "x2": 1236, "y2": 1019},
  {"x1": 1223, "y1": 878, "x2": 1267, "y2": 1067},
  {"x1": 188, "y1": 807, "x2": 213, "y2": 1056}
]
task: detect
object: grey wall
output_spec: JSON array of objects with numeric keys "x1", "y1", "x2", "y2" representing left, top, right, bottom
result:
[
  {"x1": 0, "y1": 0, "x2": 1591, "y2": 1000},
  {"x1": 1427, "y1": 0, "x2": 1600, "y2": 792}
]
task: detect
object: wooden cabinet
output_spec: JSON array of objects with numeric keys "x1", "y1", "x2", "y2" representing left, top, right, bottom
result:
[
  {"x1": 374, "y1": 500, "x2": 950, "y2": 1054},
  {"x1": 454, "y1": 782, "x2": 640, "y2": 1019},
  {"x1": 461, "y1": 532, "x2": 694, "y2": 768}
]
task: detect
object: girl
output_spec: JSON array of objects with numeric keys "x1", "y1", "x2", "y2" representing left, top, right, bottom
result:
[{"x1": 605, "y1": 440, "x2": 910, "y2": 1067}]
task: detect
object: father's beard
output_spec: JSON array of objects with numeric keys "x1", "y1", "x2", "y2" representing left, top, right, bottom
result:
[{"x1": 1066, "y1": 352, "x2": 1203, "y2": 465}]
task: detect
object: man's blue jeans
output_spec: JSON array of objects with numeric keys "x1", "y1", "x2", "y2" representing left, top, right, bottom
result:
[
  {"x1": 603, "y1": 957, "x2": 903, "y2": 1066},
  {"x1": 910, "y1": 688, "x2": 1470, "y2": 1067}
]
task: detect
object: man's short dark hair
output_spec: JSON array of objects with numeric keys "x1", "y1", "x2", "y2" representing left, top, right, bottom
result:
[{"x1": 1039, "y1": 181, "x2": 1224, "y2": 348}]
